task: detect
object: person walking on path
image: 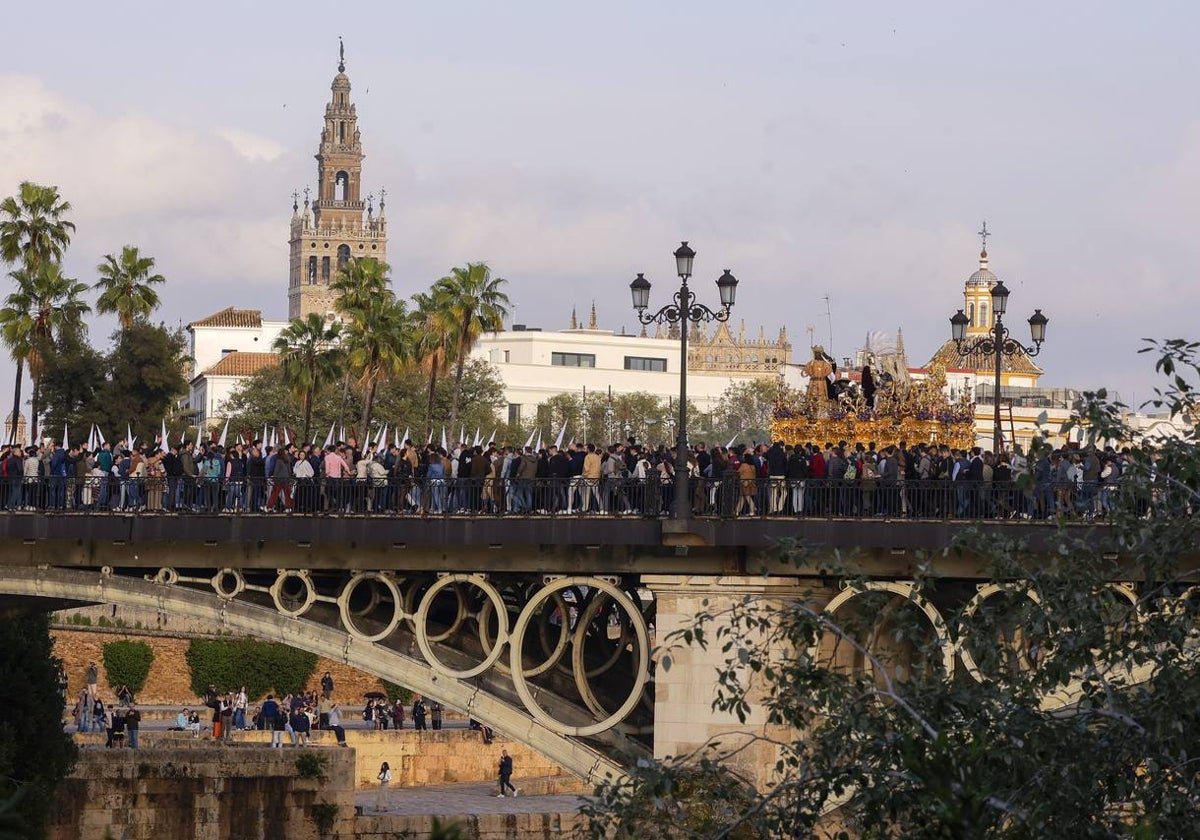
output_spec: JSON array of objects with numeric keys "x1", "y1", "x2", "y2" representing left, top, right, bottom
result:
[
  {"x1": 86, "y1": 661, "x2": 98, "y2": 699},
  {"x1": 430, "y1": 701, "x2": 443, "y2": 730},
  {"x1": 497, "y1": 749, "x2": 518, "y2": 797},
  {"x1": 375, "y1": 761, "x2": 392, "y2": 812},
  {"x1": 321, "y1": 671, "x2": 334, "y2": 699}
]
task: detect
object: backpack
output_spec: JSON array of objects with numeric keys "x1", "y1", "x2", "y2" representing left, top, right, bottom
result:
[{"x1": 844, "y1": 461, "x2": 858, "y2": 481}]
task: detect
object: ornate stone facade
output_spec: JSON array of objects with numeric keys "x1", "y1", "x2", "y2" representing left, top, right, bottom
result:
[{"x1": 287, "y1": 46, "x2": 388, "y2": 319}]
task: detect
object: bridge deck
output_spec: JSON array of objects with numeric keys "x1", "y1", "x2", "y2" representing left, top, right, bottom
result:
[{"x1": 0, "y1": 511, "x2": 1132, "y2": 578}]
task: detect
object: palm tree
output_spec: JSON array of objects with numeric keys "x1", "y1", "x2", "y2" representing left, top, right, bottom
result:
[
  {"x1": 411, "y1": 288, "x2": 458, "y2": 439},
  {"x1": 332, "y1": 257, "x2": 392, "y2": 434},
  {"x1": 0, "y1": 182, "x2": 75, "y2": 441},
  {"x1": 94, "y1": 245, "x2": 166, "y2": 329},
  {"x1": 0, "y1": 264, "x2": 90, "y2": 442},
  {"x1": 273, "y1": 313, "x2": 343, "y2": 443},
  {"x1": 342, "y1": 295, "x2": 414, "y2": 438},
  {"x1": 435, "y1": 262, "x2": 510, "y2": 438}
]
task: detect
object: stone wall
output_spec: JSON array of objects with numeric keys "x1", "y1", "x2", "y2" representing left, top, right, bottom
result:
[
  {"x1": 48, "y1": 745, "x2": 356, "y2": 840},
  {"x1": 356, "y1": 812, "x2": 584, "y2": 840},
  {"x1": 71, "y1": 729, "x2": 586, "y2": 793},
  {"x1": 52, "y1": 627, "x2": 391, "y2": 705}
]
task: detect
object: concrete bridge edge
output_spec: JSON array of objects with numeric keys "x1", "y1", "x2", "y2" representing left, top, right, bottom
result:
[{"x1": 0, "y1": 566, "x2": 623, "y2": 786}]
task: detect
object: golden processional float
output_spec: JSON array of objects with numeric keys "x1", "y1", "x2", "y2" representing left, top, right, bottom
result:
[{"x1": 770, "y1": 345, "x2": 976, "y2": 449}]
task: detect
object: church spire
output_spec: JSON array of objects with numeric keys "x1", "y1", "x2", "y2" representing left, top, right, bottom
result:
[{"x1": 588, "y1": 301, "x2": 597, "y2": 330}]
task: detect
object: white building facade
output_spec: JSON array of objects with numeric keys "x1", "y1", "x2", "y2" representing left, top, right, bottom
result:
[
  {"x1": 471, "y1": 327, "x2": 771, "y2": 426},
  {"x1": 187, "y1": 308, "x2": 287, "y2": 428}
]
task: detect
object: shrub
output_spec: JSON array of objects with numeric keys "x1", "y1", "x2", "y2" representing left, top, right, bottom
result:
[
  {"x1": 185, "y1": 639, "x2": 318, "y2": 699},
  {"x1": 380, "y1": 680, "x2": 413, "y2": 704},
  {"x1": 310, "y1": 802, "x2": 339, "y2": 838},
  {"x1": 295, "y1": 752, "x2": 329, "y2": 781},
  {"x1": 102, "y1": 641, "x2": 155, "y2": 695}
]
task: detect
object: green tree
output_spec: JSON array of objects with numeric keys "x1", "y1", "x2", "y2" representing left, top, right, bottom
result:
[
  {"x1": 0, "y1": 614, "x2": 77, "y2": 838},
  {"x1": 273, "y1": 314, "x2": 343, "y2": 443},
  {"x1": 411, "y1": 287, "x2": 457, "y2": 440},
  {"x1": 98, "y1": 322, "x2": 189, "y2": 441},
  {"x1": 94, "y1": 245, "x2": 165, "y2": 330},
  {"x1": 434, "y1": 263, "x2": 510, "y2": 439},
  {"x1": 708, "y1": 379, "x2": 799, "y2": 446},
  {"x1": 342, "y1": 295, "x2": 414, "y2": 439},
  {"x1": 583, "y1": 340, "x2": 1200, "y2": 840},
  {"x1": 0, "y1": 182, "x2": 75, "y2": 443},
  {"x1": 35, "y1": 328, "x2": 106, "y2": 441},
  {"x1": 0, "y1": 263, "x2": 91, "y2": 442}
]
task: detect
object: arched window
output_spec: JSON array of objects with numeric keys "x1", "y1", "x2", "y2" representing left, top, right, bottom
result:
[
  {"x1": 968, "y1": 302, "x2": 975, "y2": 327},
  {"x1": 980, "y1": 302, "x2": 989, "y2": 328},
  {"x1": 321, "y1": 256, "x2": 330, "y2": 280},
  {"x1": 307, "y1": 256, "x2": 317, "y2": 284},
  {"x1": 337, "y1": 244, "x2": 351, "y2": 273},
  {"x1": 335, "y1": 171, "x2": 349, "y2": 201},
  {"x1": 338, "y1": 121, "x2": 345, "y2": 144}
]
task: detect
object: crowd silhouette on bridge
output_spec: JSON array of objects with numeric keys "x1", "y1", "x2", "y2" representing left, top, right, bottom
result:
[{"x1": 0, "y1": 433, "x2": 1170, "y2": 521}]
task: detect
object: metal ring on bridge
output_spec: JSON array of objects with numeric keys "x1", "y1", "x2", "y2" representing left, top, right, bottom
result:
[
  {"x1": 338, "y1": 572, "x2": 403, "y2": 642},
  {"x1": 956, "y1": 583, "x2": 1042, "y2": 684},
  {"x1": 510, "y1": 576, "x2": 650, "y2": 737},
  {"x1": 817, "y1": 581, "x2": 956, "y2": 679},
  {"x1": 414, "y1": 574, "x2": 509, "y2": 680},
  {"x1": 270, "y1": 570, "x2": 317, "y2": 618},
  {"x1": 152, "y1": 567, "x2": 179, "y2": 586},
  {"x1": 211, "y1": 568, "x2": 245, "y2": 600}
]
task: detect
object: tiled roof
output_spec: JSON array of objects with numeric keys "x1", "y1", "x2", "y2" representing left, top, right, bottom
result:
[
  {"x1": 202, "y1": 351, "x2": 279, "y2": 378},
  {"x1": 189, "y1": 307, "x2": 263, "y2": 329},
  {"x1": 925, "y1": 338, "x2": 1044, "y2": 377}
]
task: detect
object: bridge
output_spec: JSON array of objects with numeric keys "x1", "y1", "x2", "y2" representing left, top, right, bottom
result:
[{"x1": 0, "y1": 493, "x2": 1182, "y2": 790}]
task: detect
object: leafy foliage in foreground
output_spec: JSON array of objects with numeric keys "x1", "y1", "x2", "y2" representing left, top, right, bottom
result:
[
  {"x1": 581, "y1": 339, "x2": 1200, "y2": 839},
  {"x1": 0, "y1": 614, "x2": 77, "y2": 839}
]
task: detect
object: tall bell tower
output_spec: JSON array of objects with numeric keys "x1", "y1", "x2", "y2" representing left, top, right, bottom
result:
[{"x1": 288, "y1": 41, "x2": 388, "y2": 319}]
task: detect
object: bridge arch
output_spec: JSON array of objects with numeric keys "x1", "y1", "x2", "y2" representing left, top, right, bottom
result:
[{"x1": 1, "y1": 566, "x2": 624, "y2": 784}]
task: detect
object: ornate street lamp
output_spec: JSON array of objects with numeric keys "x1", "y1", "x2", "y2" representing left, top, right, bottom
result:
[
  {"x1": 631, "y1": 241, "x2": 737, "y2": 522},
  {"x1": 950, "y1": 283, "x2": 1047, "y2": 454}
]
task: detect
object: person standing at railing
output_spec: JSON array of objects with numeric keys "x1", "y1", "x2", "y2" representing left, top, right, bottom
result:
[
  {"x1": 247, "y1": 443, "x2": 266, "y2": 512},
  {"x1": 766, "y1": 441, "x2": 787, "y2": 514},
  {"x1": 266, "y1": 448, "x2": 294, "y2": 511},
  {"x1": 323, "y1": 444, "x2": 351, "y2": 512},
  {"x1": 580, "y1": 444, "x2": 604, "y2": 514},
  {"x1": 222, "y1": 443, "x2": 246, "y2": 512},
  {"x1": 425, "y1": 452, "x2": 446, "y2": 513},
  {"x1": 735, "y1": 452, "x2": 758, "y2": 516},
  {"x1": 145, "y1": 450, "x2": 164, "y2": 511}
]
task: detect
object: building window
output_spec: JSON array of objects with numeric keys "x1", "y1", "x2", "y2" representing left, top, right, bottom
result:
[
  {"x1": 504, "y1": 350, "x2": 510, "y2": 363},
  {"x1": 551, "y1": 352, "x2": 596, "y2": 368},
  {"x1": 337, "y1": 244, "x2": 350, "y2": 273},
  {"x1": 624, "y1": 356, "x2": 667, "y2": 372},
  {"x1": 508, "y1": 404, "x2": 522, "y2": 425},
  {"x1": 308, "y1": 256, "x2": 317, "y2": 284},
  {"x1": 321, "y1": 256, "x2": 330, "y2": 280}
]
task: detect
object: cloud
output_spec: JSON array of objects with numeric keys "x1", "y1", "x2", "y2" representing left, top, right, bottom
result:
[{"x1": 0, "y1": 74, "x2": 292, "y2": 308}]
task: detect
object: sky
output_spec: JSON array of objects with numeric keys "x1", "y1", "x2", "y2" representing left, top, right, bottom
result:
[{"x1": 2, "y1": 0, "x2": 1199, "y2": 410}]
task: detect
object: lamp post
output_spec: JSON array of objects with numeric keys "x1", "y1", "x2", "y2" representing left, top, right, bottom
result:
[
  {"x1": 631, "y1": 241, "x2": 738, "y2": 522},
  {"x1": 949, "y1": 281, "x2": 1048, "y2": 454}
]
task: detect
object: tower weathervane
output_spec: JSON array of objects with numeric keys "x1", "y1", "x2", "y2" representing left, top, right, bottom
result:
[
  {"x1": 978, "y1": 220, "x2": 990, "y2": 253},
  {"x1": 338, "y1": 37, "x2": 345, "y2": 73},
  {"x1": 292, "y1": 190, "x2": 299, "y2": 212}
]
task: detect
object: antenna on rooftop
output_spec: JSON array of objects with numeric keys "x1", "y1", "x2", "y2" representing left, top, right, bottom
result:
[{"x1": 822, "y1": 295, "x2": 834, "y2": 356}]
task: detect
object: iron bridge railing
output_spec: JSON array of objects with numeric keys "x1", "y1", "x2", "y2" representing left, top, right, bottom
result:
[{"x1": 0, "y1": 475, "x2": 1180, "y2": 521}]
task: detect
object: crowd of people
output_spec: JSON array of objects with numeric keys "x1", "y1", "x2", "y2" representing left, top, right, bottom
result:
[{"x1": 7, "y1": 432, "x2": 1161, "y2": 520}]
